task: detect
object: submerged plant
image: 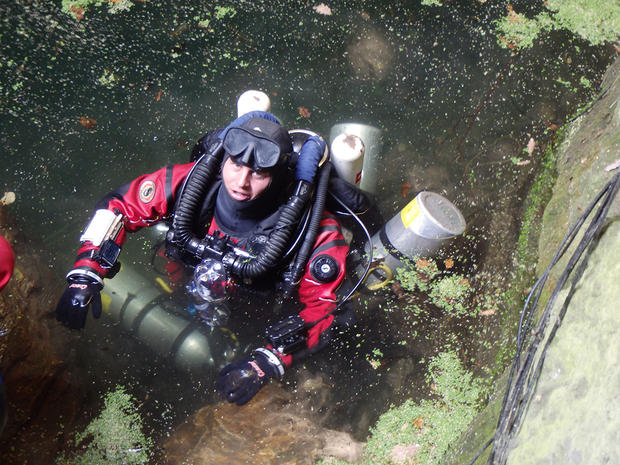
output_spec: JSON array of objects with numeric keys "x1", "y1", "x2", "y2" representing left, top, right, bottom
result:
[{"x1": 56, "y1": 386, "x2": 152, "y2": 465}]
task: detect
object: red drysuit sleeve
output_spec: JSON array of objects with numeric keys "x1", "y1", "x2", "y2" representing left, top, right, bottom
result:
[{"x1": 71, "y1": 163, "x2": 194, "y2": 278}]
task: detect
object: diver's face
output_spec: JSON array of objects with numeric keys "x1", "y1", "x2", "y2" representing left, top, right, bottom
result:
[{"x1": 222, "y1": 157, "x2": 272, "y2": 201}]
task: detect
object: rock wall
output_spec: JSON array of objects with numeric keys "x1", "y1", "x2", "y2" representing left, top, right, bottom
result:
[
  {"x1": 504, "y1": 54, "x2": 620, "y2": 465},
  {"x1": 451, "y1": 55, "x2": 620, "y2": 465},
  {"x1": 0, "y1": 208, "x2": 86, "y2": 465}
]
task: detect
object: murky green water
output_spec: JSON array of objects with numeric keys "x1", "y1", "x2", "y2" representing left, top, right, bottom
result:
[{"x1": 0, "y1": 0, "x2": 614, "y2": 462}]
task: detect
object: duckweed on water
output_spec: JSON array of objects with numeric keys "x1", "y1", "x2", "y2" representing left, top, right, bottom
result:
[
  {"x1": 395, "y1": 258, "x2": 476, "y2": 318},
  {"x1": 317, "y1": 351, "x2": 486, "y2": 465},
  {"x1": 429, "y1": 275, "x2": 474, "y2": 317},
  {"x1": 395, "y1": 258, "x2": 440, "y2": 294},
  {"x1": 495, "y1": 0, "x2": 619, "y2": 49},
  {"x1": 62, "y1": 0, "x2": 135, "y2": 18}
]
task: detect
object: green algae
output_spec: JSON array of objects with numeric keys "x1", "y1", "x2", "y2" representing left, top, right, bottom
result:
[{"x1": 496, "y1": 0, "x2": 619, "y2": 50}]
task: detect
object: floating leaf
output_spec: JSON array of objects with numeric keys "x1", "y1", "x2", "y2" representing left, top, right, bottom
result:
[
  {"x1": 526, "y1": 137, "x2": 536, "y2": 157},
  {"x1": 155, "y1": 90, "x2": 163, "y2": 101},
  {"x1": 313, "y1": 3, "x2": 332, "y2": 15},
  {"x1": 1, "y1": 191, "x2": 16, "y2": 206},
  {"x1": 79, "y1": 117, "x2": 97, "y2": 129},
  {"x1": 400, "y1": 181, "x2": 411, "y2": 198},
  {"x1": 298, "y1": 106, "x2": 311, "y2": 118},
  {"x1": 416, "y1": 258, "x2": 431, "y2": 269},
  {"x1": 506, "y1": 4, "x2": 525, "y2": 24},
  {"x1": 70, "y1": 6, "x2": 84, "y2": 20}
]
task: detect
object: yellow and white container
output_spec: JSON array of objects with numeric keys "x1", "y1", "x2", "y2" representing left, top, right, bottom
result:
[{"x1": 362, "y1": 191, "x2": 466, "y2": 290}]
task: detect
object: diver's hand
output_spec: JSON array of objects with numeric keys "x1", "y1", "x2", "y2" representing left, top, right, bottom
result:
[
  {"x1": 216, "y1": 350, "x2": 283, "y2": 405},
  {"x1": 55, "y1": 276, "x2": 103, "y2": 329},
  {"x1": 296, "y1": 135, "x2": 326, "y2": 183}
]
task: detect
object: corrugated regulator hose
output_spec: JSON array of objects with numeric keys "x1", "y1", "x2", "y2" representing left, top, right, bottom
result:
[
  {"x1": 170, "y1": 141, "x2": 224, "y2": 251},
  {"x1": 230, "y1": 180, "x2": 314, "y2": 279},
  {"x1": 285, "y1": 161, "x2": 332, "y2": 287}
]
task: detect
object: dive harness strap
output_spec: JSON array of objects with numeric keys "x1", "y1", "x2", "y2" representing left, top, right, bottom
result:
[{"x1": 253, "y1": 347, "x2": 285, "y2": 377}]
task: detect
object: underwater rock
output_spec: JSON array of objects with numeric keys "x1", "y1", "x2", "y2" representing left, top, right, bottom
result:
[
  {"x1": 0, "y1": 208, "x2": 85, "y2": 464},
  {"x1": 347, "y1": 28, "x2": 395, "y2": 81},
  {"x1": 163, "y1": 383, "x2": 364, "y2": 465}
]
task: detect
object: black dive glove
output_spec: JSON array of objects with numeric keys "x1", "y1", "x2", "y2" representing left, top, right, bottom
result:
[
  {"x1": 216, "y1": 348, "x2": 284, "y2": 405},
  {"x1": 55, "y1": 275, "x2": 103, "y2": 329}
]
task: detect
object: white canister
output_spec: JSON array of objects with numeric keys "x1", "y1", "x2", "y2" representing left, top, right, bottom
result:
[{"x1": 330, "y1": 133, "x2": 365, "y2": 185}]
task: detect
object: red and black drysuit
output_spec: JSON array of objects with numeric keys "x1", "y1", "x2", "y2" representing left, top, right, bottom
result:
[{"x1": 70, "y1": 161, "x2": 349, "y2": 369}]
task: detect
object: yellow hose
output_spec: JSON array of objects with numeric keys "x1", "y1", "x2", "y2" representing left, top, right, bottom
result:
[{"x1": 363, "y1": 264, "x2": 393, "y2": 291}]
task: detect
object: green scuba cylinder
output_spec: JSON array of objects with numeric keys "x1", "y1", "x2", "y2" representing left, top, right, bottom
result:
[{"x1": 99, "y1": 264, "x2": 238, "y2": 372}]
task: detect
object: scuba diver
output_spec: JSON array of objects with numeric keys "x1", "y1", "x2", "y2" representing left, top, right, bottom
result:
[
  {"x1": 0, "y1": 235, "x2": 14, "y2": 291},
  {"x1": 55, "y1": 109, "x2": 371, "y2": 406},
  {"x1": 0, "y1": 234, "x2": 14, "y2": 436}
]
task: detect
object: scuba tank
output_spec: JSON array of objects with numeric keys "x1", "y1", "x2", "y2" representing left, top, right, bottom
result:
[
  {"x1": 99, "y1": 264, "x2": 238, "y2": 372},
  {"x1": 330, "y1": 133, "x2": 365, "y2": 186},
  {"x1": 329, "y1": 121, "x2": 466, "y2": 291},
  {"x1": 330, "y1": 123, "x2": 382, "y2": 194},
  {"x1": 237, "y1": 90, "x2": 271, "y2": 117},
  {"x1": 359, "y1": 191, "x2": 466, "y2": 291}
]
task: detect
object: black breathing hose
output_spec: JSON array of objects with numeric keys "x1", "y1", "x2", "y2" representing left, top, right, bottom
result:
[
  {"x1": 168, "y1": 138, "x2": 322, "y2": 281},
  {"x1": 286, "y1": 162, "x2": 332, "y2": 286},
  {"x1": 170, "y1": 141, "x2": 224, "y2": 249},
  {"x1": 231, "y1": 180, "x2": 314, "y2": 279}
]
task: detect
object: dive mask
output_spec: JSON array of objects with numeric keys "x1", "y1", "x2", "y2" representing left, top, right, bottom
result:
[{"x1": 222, "y1": 116, "x2": 293, "y2": 170}]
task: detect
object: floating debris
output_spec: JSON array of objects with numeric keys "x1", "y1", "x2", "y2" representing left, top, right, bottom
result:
[
  {"x1": 526, "y1": 137, "x2": 536, "y2": 157},
  {"x1": 1, "y1": 191, "x2": 16, "y2": 205},
  {"x1": 79, "y1": 116, "x2": 97, "y2": 129},
  {"x1": 400, "y1": 181, "x2": 412, "y2": 198},
  {"x1": 298, "y1": 106, "x2": 311, "y2": 118},
  {"x1": 313, "y1": 3, "x2": 332, "y2": 15},
  {"x1": 605, "y1": 159, "x2": 620, "y2": 172}
]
